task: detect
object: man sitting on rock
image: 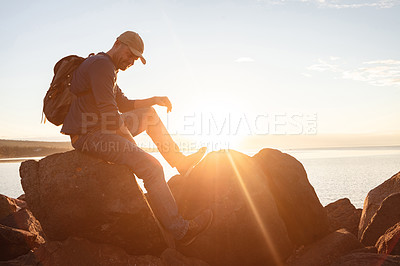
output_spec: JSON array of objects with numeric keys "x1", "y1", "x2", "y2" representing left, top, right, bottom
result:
[{"x1": 60, "y1": 31, "x2": 213, "y2": 246}]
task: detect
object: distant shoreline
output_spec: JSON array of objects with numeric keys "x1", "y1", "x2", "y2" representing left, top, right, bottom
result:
[
  {"x1": 0, "y1": 139, "x2": 158, "y2": 159},
  {"x1": 0, "y1": 139, "x2": 72, "y2": 159}
]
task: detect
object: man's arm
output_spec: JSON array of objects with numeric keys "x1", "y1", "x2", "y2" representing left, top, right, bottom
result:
[
  {"x1": 89, "y1": 60, "x2": 123, "y2": 132},
  {"x1": 133, "y1": 96, "x2": 172, "y2": 112},
  {"x1": 115, "y1": 85, "x2": 136, "y2": 113},
  {"x1": 116, "y1": 85, "x2": 173, "y2": 113}
]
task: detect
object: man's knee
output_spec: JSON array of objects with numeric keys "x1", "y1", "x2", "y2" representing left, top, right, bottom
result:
[
  {"x1": 126, "y1": 107, "x2": 159, "y2": 124},
  {"x1": 138, "y1": 154, "x2": 165, "y2": 184},
  {"x1": 151, "y1": 161, "x2": 164, "y2": 180},
  {"x1": 131, "y1": 106, "x2": 155, "y2": 116},
  {"x1": 147, "y1": 106, "x2": 156, "y2": 114},
  {"x1": 144, "y1": 106, "x2": 157, "y2": 117},
  {"x1": 142, "y1": 106, "x2": 160, "y2": 126}
]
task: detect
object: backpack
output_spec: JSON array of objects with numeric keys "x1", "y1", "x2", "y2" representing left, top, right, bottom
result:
[{"x1": 42, "y1": 53, "x2": 94, "y2": 126}]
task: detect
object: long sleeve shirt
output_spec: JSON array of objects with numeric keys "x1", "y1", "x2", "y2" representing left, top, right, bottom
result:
[{"x1": 61, "y1": 52, "x2": 135, "y2": 135}]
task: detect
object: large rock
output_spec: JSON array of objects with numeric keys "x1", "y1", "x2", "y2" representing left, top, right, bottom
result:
[
  {"x1": 360, "y1": 193, "x2": 400, "y2": 246},
  {"x1": 331, "y1": 252, "x2": 400, "y2": 266},
  {"x1": 168, "y1": 150, "x2": 293, "y2": 265},
  {"x1": 0, "y1": 194, "x2": 18, "y2": 220},
  {"x1": 2, "y1": 237, "x2": 163, "y2": 266},
  {"x1": 11, "y1": 198, "x2": 27, "y2": 210},
  {"x1": 350, "y1": 245, "x2": 378, "y2": 254},
  {"x1": 376, "y1": 222, "x2": 400, "y2": 255},
  {"x1": 19, "y1": 151, "x2": 167, "y2": 255},
  {"x1": 286, "y1": 229, "x2": 363, "y2": 266},
  {"x1": 359, "y1": 171, "x2": 400, "y2": 239},
  {"x1": 0, "y1": 208, "x2": 46, "y2": 244},
  {"x1": 1, "y1": 238, "x2": 209, "y2": 266},
  {"x1": 0, "y1": 224, "x2": 43, "y2": 261},
  {"x1": 161, "y1": 248, "x2": 209, "y2": 266},
  {"x1": 252, "y1": 148, "x2": 329, "y2": 246},
  {"x1": 325, "y1": 198, "x2": 362, "y2": 236}
]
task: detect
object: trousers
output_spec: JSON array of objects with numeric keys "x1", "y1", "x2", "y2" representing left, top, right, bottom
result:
[{"x1": 71, "y1": 107, "x2": 189, "y2": 239}]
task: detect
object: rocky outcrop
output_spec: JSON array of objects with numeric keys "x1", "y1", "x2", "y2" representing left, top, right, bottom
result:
[
  {"x1": 5, "y1": 237, "x2": 163, "y2": 266},
  {"x1": 19, "y1": 151, "x2": 167, "y2": 256},
  {"x1": 0, "y1": 208, "x2": 45, "y2": 244},
  {"x1": 10, "y1": 147, "x2": 384, "y2": 265},
  {"x1": 3, "y1": 237, "x2": 209, "y2": 266},
  {"x1": 0, "y1": 193, "x2": 45, "y2": 261},
  {"x1": 253, "y1": 148, "x2": 329, "y2": 246},
  {"x1": 161, "y1": 248, "x2": 209, "y2": 266},
  {"x1": 350, "y1": 246, "x2": 378, "y2": 254},
  {"x1": 325, "y1": 198, "x2": 362, "y2": 236},
  {"x1": 376, "y1": 222, "x2": 400, "y2": 255},
  {"x1": 286, "y1": 229, "x2": 363, "y2": 266},
  {"x1": 0, "y1": 195, "x2": 18, "y2": 220},
  {"x1": 331, "y1": 252, "x2": 400, "y2": 266},
  {"x1": 11, "y1": 198, "x2": 27, "y2": 210},
  {"x1": 0, "y1": 224, "x2": 43, "y2": 261},
  {"x1": 360, "y1": 193, "x2": 400, "y2": 246},
  {"x1": 359, "y1": 171, "x2": 400, "y2": 239},
  {"x1": 169, "y1": 150, "x2": 293, "y2": 265}
]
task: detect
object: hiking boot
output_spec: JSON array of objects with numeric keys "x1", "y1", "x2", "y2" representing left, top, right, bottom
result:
[
  {"x1": 178, "y1": 209, "x2": 213, "y2": 246},
  {"x1": 175, "y1": 147, "x2": 207, "y2": 175}
]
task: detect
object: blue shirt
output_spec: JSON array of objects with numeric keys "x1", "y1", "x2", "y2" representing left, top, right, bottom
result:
[{"x1": 61, "y1": 52, "x2": 136, "y2": 135}]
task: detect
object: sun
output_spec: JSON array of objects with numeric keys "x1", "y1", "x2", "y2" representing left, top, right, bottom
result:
[
  {"x1": 182, "y1": 101, "x2": 248, "y2": 151},
  {"x1": 154, "y1": 99, "x2": 251, "y2": 152}
]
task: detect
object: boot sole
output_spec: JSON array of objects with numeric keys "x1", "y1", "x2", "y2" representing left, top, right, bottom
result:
[{"x1": 179, "y1": 210, "x2": 214, "y2": 246}]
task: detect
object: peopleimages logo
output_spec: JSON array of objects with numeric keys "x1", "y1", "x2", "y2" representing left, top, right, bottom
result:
[
  {"x1": 169, "y1": 112, "x2": 318, "y2": 136},
  {"x1": 81, "y1": 111, "x2": 318, "y2": 136},
  {"x1": 79, "y1": 111, "x2": 318, "y2": 151}
]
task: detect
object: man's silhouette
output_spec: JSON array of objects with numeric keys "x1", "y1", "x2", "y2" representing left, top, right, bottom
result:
[{"x1": 61, "y1": 31, "x2": 212, "y2": 245}]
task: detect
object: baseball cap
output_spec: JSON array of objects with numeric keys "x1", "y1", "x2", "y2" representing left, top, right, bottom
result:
[{"x1": 117, "y1": 31, "x2": 146, "y2": 65}]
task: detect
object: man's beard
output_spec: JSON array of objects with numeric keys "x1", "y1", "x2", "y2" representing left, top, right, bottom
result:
[{"x1": 119, "y1": 62, "x2": 132, "y2": 71}]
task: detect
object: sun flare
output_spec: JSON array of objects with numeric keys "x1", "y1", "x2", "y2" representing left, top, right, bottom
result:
[{"x1": 181, "y1": 102, "x2": 249, "y2": 151}]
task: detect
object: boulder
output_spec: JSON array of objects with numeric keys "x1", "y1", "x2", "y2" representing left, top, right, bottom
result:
[
  {"x1": 19, "y1": 150, "x2": 167, "y2": 256},
  {"x1": 359, "y1": 171, "x2": 400, "y2": 239},
  {"x1": 161, "y1": 248, "x2": 209, "y2": 266},
  {"x1": 1, "y1": 237, "x2": 163, "y2": 266},
  {"x1": 11, "y1": 198, "x2": 27, "y2": 210},
  {"x1": 0, "y1": 194, "x2": 17, "y2": 220},
  {"x1": 1, "y1": 238, "x2": 209, "y2": 266},
  {"x1": 0, "y1": 208, "x2": 45, "y2": 243},
  {"x1": 350, "y1": 246, "x2": 378, "y2": 254},
  {"x1": 0, "y1": 224, "x2": 42, "y2": 261},
  {"x1": 17, "y1": 194, "x2": 25, "y2": 201},
  {"x1": 286, "y1": 229, "x2": 363, "y2": 266},
  {"x1": 376, "y1": 222, "x2": 400, "y2": 255},
  {"x1": 360, "y1": 193, "x2": 400, "y2": 246},
  {"x1": 288, "y1": 228, "x2": 364, "y2": 266},
  {"x1": 168, "y1": 150, "x2": 293, "y2": 265},
  {"x1": 252, "y1": 148, "x2": 329, "y2": 246},
  {"x1": 331, "y1": 252, "x2": 400, "y2": 266},
  {"x1": 325, "y1": 198, "x2": 362, "y2": 236}
]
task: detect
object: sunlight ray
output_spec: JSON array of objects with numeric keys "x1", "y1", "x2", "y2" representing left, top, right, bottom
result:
[{"x1": 226, "y1": 152, "x2": 284, "y2": 266}]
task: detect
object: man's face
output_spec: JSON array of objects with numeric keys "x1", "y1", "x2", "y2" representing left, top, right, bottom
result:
[{"x1": 117, "y1": 43, "x2": 139, "y2": 71}]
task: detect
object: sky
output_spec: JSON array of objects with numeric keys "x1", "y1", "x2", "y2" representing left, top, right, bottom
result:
[{"x1": 0, "y1": 0, "x2": 399, "y2": 149}]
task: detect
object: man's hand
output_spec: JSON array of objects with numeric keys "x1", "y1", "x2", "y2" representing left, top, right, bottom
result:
[
  {"x1": 153, "y1": 96, "x2": 172, "y2": 113},
  {"x1": 133, "y1": 96, "x2": 172, "y2": 112}
]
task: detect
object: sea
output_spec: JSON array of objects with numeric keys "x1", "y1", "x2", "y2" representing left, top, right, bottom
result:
[{"x1": 1, "y1": 146, "x2": 399, "y2": 209}]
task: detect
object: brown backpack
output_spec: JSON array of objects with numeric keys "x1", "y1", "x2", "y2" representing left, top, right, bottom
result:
[{"x1": 42, "y1": 53, "x2": 93, "y2": 126}]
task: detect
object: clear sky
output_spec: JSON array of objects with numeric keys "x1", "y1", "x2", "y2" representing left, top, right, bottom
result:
[{"x1": 0, "y1": 0, "x2": 399, "y2": 149}]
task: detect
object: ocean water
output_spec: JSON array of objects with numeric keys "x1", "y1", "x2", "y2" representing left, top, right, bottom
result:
[
  {"x1": 1, "y1": 147, "x2": 399, "y2": 209},
  {"x1": 287, "y1": 147, "x2": 400, "y2": 208}
]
